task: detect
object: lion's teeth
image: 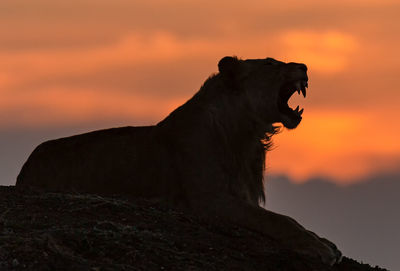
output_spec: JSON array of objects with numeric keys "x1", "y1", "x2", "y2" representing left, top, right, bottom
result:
[
  {"x1": 301, "y1": 87, "x2": 306, "y2": 98},
  {"x1": 293, "y1": 106, "x2": 303, "y2": 116}
]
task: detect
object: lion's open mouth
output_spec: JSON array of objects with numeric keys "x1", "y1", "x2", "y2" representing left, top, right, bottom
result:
[{"x1": 278, "y1": 80, "x2": 308, "y2": 126}]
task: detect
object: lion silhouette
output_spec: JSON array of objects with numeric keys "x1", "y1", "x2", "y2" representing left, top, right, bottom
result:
[{"x1": 17, "y1": 56, "x2": 341, "y2": 265}]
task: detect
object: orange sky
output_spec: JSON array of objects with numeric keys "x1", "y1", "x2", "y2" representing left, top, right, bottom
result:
[{"x1": 1, "y1": 0, "x2": 399, "y2": 184}]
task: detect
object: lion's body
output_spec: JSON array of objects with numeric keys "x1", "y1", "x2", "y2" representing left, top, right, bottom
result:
[
  {"x1": 17, "y1": 73, "x2": 270, "y2": 206},
  {"x1": 17, "y1": 126, "x2": 161, "y2": 197},
  {"x1": 16, "y1": 57, "x2": 341, "y2": 265}
]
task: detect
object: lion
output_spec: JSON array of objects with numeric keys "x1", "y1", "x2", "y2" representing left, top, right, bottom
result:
[{"x1": 16, "y1": 56, "x2": 342, "y2": 265}]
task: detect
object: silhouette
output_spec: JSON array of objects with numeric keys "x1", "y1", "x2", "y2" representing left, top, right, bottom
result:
[{"x1": 16, "y1": 56, "x2": 341, "y2": 265}]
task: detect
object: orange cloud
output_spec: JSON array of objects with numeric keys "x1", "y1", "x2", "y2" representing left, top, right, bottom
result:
[
  {"x1": 0, "y1": 30, "x2": 359, "y2": 94},
  {"x1": 268, "y1": 108, "x2": 400, "y2": 183},
  {"x1": 0, "y1": 87, "x2": 186, "y2": 128},
  {"x1": 279, "y1": 31, "x2": 358, "y2": 74}
]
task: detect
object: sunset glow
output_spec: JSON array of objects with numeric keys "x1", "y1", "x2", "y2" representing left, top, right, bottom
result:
[
  {"x1": 269, "y1": 109, "x2": 400, "y2": 183},
  {"x1": 1, "y1": 0, "x2": 399, "y2": 184}
]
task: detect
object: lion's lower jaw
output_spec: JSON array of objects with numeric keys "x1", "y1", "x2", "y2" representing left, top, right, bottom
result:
[{"x1": 280, "y1": 115, "x2": 302, "y2": 129}]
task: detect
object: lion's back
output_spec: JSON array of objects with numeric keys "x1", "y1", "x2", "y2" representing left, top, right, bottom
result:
[{"x1": 16, "y1": 126, "x2": 166, "y2": 197}]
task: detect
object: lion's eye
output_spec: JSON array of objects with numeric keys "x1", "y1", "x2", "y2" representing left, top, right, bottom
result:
[
  {"x1": 264, "y1": 59, "x2": 276, "y2": 65},
  {"x1": 265, "y1": 58, "x2": 280, "y2": 65}
]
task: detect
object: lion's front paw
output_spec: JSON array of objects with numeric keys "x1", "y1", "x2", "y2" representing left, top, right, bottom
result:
[
  {"x1": 288, "y1": 230, "x2": 342, "y2": 266},
  {"x1": 319, "y1": 236, "x2": 343, "y2": 265}
]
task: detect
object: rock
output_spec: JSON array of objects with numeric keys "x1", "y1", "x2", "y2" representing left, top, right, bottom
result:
[{"x1": 0, "y1": 186, "x2": 388, "y2": 271}]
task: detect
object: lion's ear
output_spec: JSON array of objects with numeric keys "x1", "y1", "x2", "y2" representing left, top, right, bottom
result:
[{"x1": 218, "y1": 56, "x2": 240, "y2": 78}]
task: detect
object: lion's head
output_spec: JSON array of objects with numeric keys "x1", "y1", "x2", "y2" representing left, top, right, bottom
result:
[{"x1": 218, "y1": 56, "x2": 308, "y2": 129}]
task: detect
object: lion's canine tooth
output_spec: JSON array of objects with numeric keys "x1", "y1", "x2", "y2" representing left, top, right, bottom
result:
[
  {"x1": 301, "y1": 88, "x2": 306, "y2": 98},
  {"x1": 301, "y1": 85, "x2": 306, "y2": 98},
  {"x1": 299, "y1": 108, "x2": 304, "y2": 115}
]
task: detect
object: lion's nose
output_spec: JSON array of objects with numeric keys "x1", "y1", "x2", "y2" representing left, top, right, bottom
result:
[
  {"x1": 288, "y1": 62, "x2": 307, "y2": 72},
  {"x1": 298, "y1": 64, "x2": 307, "y2": 72}
]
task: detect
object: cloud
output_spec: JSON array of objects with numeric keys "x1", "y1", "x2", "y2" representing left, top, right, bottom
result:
[
  {"x1": 0, "y1": 29, "x2": 361, "y2": 94},
  {"x1": 0, "y1": 86, "x2": 186, "y2": 128},
  {"x1": 268, "y1": 108, "x2": 400, "y2": 183},
  {"x1": 279, "y1": 31, "x2": 358, "y2": 73}
]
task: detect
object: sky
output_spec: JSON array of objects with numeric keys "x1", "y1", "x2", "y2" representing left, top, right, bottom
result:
[
  {"x1": 1, "y1": 1, "x2": 399, "y2": 268},
  {"x1": 1, "y1": 0, "x2": 399, "y2": 185},
  {"x1": 266, "y1": 174, "x2": 399, "y2": 270}
]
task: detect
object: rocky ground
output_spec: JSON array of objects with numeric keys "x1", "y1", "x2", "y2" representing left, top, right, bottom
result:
[{"x1": 0, "y1": 186, "x2": 388, "y2": 271}]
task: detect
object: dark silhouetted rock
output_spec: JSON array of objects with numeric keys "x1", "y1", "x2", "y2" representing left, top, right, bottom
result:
[{"x1": 0, "y1": 186, "x2": 388, "y2": 271}]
